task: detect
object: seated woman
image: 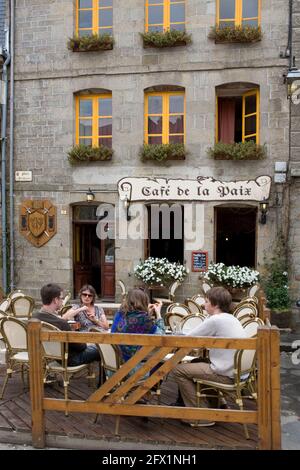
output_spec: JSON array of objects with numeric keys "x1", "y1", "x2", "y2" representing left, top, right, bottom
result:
[
  {"x1": 62, "y1": 284, "x2": 109, "y2": 332},
  {"x1": 111, "y1": 288, "x2": 164, "y2": 364}
]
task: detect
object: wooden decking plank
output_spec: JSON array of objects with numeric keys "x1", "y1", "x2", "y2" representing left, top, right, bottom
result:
[
  {"x1": 5, "y1": 399, "x2": 32, "y2": 430},
  {"x1": 0, "y1": 411, "x2": 12, "y2": 430},
  {"x1": 0, "y1": 403, "x2": 29, "y2": 431}
]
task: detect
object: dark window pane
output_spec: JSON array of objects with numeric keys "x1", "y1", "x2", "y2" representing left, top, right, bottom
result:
[
  {"x1": 170, "y1": 23, "x2": 185, "y2": 31},
  {"x1": 99, "y1": 27, "x2": 112, "y2": 35},
  {"x1": 149, "y1": 24, "x2": 163, "y2": 32},
  {"x1": 99, "y1": 98, "x2": 112, "y2": 116},
  {"x1": 219, "y1": 0, "x2": 235, "y2": 19},
  {"x1": 245, "y1": 94, "x2": 256, "y2": 115},
  {"x1": 99, "y1": 0, "x2": 112, "y2": 6},
  {"x1": 244, "y1": 135, "x2": 256, "y2": 143},
  {"x1": 79, "y1": 100, "x2": 92, "y2": 116},
  {"x1": 243, "y1": 0, "x2": 258, "y2": 18},
  {"x1": 169, "y1": 95, "x2": 184, "y2": 113},
  {"x1": 98, "y1": 118, "x2": 112, "y2": 136},
  {"x1": 80, "y1": 0, "x2": 92, "y2": 7},
  {"x1": 99, "y1": 137, "x2": 112, "y2": 148},
  {"x1": 169, "y1": 134, "x2": 184, "y2": 143},
  {"x1": 79, "y1": 138, "x2": 92, "y2": 146},
  {"x1": 148, "y1": 96, "x2": 162, "y2": 114},
  {"x1": 148, "y1": 116, "x2": 162, "y2": 134},
  {"x1": 245, "y1": 116, "x2": 256, "y2": 135},
  {"x1": 79, "y1": 29, "x2": 93, "y2": 37},
  {"x1": 219, "y1": 20, "x2": 235, "y2": 27},
  {"x1": 73, "y1": 206, "x2": 98, "y2": 221},
  {"x1": 170, "y1": 4, "x2": 185, "y2": 23},
  {"x1": 80, "y1": 119, "x2": 92, "y2": 136},
  {"x1": 99, "y1": 9, "x2": 113, "y2": 27},
  {"x1": 169, "y1": 115, "x2": 183, "y2": 134},
  {"x1": 79, "y1": 10, "x2": 93, "y2": 28},
  {"x1": 148, "y1": 136, "x2": 162, "y2": 144},
  {"x1": 242, "y1": 18, "x2": 258, "y2": 27},
  {"x1": 149, "y1": 6, "x2": 164, "y2": 25}
]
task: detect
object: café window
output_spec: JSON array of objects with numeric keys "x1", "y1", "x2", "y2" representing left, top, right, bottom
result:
[
  {"x1": 217, "y1": 0, "x2": 260, "y2": 28},
  {"x1": 76, "y1": 0, "x2": 113, "y2": 37},
  {"x1": 216, "y1": 84, "x2": 259, "y2": 144},
  {"x1": 144, "y1": 90, "x2": 185, "y2": 144},
  {"x1": 146, "y1": 204, "x2": 184, "y2": 264},
  {"x1": 145, "y1": 0, "x2": 186, "y2": 32},
  {"x1": 76, "y1": 94, "x2": 112, "y2": 148}
]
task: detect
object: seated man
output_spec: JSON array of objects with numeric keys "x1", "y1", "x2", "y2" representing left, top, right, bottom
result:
[
  {"x1": 169, "y1": 286, "x2": 246, "y2": 427},
  {"x1": 33, "y1": 283, "x2": 100, "y2": 366}
]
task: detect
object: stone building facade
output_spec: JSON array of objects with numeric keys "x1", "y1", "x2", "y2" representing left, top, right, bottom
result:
[{"x1": 0, "y1": 1, "x2": 294, "y2": 303}]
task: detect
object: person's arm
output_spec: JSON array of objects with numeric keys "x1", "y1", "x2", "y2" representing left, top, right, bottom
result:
[
  {"x1": 88, "y1": 307, "x2": 109, "y2": 330},
  {"x1": 110, "y1": 311, "x2": 122, "y2": 333},
  {"x1": 187, "y1": 316, "x2": 216, "y2": 337},
  {"x1": 149, "y1": 301, "x2": 165, "y2": 334},
  {"x1": 62, "y1": 305, "x2": 87, "y2": 321}
]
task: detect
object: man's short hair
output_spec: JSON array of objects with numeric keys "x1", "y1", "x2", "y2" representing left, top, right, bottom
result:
[
  {"x1": 206, "y1": 287, "x2": 232, "y2": 313},
  {"x1": 41, "y1": 283, "x2": 62, "y2": 305}
]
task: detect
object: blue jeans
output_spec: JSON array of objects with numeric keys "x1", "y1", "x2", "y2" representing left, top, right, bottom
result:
[{"x1": 68, "y1": 345, "x2": 100, "y2": 366}]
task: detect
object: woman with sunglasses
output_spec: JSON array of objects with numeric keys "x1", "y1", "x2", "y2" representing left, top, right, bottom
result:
[{"x1": 64, "y1": 284, "x2": 109, "y2": 332}]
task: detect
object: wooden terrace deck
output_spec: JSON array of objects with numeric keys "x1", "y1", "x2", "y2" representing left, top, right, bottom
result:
[{"x1": 0, "y1": 364, "x2": 258, "y2": 450}]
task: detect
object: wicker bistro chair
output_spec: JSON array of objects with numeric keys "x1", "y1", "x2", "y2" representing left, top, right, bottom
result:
[
  {"x1": 191, "y1": 294, "x2": 206, "y2": 308},
  {"x1": 164, "y1": 311, "x2": 187, "y2": 332},
  {"x1": 232, "y1": 302, "x2": 258, "y2": 325},
  {"x1": 0, "y1": 317, "x2": 29, "y2": 399},
  {"x1": 58, "y1": 305, "x2": 73, "y2": 317},
  {"x1": 117, "y1": 280, "x2": 127, "y2": 300},
  {"x1": 193, "y1": 348, "x2": 257, "y2": 439},
  {"x1": 0, "y1": 299, "x2": 11, "y2": 313},
  {"x1": 166, "y1": 302, "x2": 190, "y2": 315},
  {"x1": 41, "y1": 321, "x2": 95, "y2": 416},
  {"x1": 179, "y1": 314, "x2": 206, "y2": 334},
  {"x1": 152, "y1": 280, "x2": 181, "y2": 306},
  {"x1": 185, "y1": 298, "x2": 204, "y2": 315},
  {"x1": 7, "y1": 290, "x2": 25, "y2": 300},
  {"x1": 10, "y1": 295, "x2": 35, "y2": 319},
  {"x1": 242, "y1": 318, "x2": 264, "y2": 337}
]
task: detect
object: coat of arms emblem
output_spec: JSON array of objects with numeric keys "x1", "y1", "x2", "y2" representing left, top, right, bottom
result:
[{"x1": 20, "y1": 200, "x2": 57, "y2": 247}]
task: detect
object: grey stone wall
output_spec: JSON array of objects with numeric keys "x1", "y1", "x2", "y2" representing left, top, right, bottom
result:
[{"x1": 11, "y1": 0, "x2": 291, "y2": 300}]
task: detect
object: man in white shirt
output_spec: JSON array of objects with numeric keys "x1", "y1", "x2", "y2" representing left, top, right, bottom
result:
[{"x1": 169, "y1": 286, "x2": 246, "y2": 427}]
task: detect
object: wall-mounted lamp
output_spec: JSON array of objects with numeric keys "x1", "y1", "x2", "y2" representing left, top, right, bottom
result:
[
  {"x1": 86, "y1": 188, "x2": 95, "y2": 202},
  {"x1": 284, "y1": 59, "x2": 300, "y2": 102},
  {"x1": 259, "y1": 198, "x2": 269, "y2": 225},
  {"x1": 124, "y1": 195, "x2": 132, "y2": 221}
]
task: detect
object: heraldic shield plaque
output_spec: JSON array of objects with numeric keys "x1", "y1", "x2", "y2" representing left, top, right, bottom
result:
[{"x1": 20, "y1": 200, "x2": 57, "y2": 247}]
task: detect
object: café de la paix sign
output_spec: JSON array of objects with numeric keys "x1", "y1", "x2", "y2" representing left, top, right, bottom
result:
[{"x1": 118, "y1": 175, "x2": 271, "y2": 203}]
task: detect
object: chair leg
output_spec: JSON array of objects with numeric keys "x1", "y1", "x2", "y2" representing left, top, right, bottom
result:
[
  {"x1": 115, "y1": 415, "x2": 121, "y2": 435},
  {"x1": 64, "y1": 379, "x2": 69, "y2": 417},
  {"x1": 236, "y1": 398, "x2": 249, "y2": 439},
  {"x1": 0, "y1": 373, "x2": 9, "y2": 399}
]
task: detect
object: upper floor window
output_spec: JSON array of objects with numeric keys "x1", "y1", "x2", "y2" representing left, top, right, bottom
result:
[
  {"x1": 77, "y1": 0, "x2": 113, "y2": 37},
  {"x1": 217, "y1": 0, "x2": 260, "y2": 28},
  {"x1": 144, "y1": 91, "x2": 185, "y2": 144},
  {"x1": 216, "y1": 86, "x2": 259, "y2": 144},
  {"x1": 145, "y1": 0, "x2": 186, "y2": 32},
  {"x1": 76, "y1": 94, "x2": 112, "y2": 148}
]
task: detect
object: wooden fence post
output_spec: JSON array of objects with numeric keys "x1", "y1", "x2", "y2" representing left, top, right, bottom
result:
[
  {"x1": 28, "y1": 320, "x2": 45, "y2": 448},
  {"x1": 257, "y1": 327, "x2": 272, "y2": 449},
  {"x1": 269, "y1": 327, "x2": 281, "y2": 449}
]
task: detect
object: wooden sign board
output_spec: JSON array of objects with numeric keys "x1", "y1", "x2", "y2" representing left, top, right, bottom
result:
[{"x1": 192, "y1": 251, "x2": 208, "y2": 272}]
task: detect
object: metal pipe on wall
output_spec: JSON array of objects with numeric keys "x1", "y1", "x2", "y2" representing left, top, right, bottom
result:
[{"x1": 9, "y1": 0, "x2": 15, "y2": 291}]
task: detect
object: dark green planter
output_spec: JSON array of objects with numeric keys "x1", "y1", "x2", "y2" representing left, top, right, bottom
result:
[{"x1": 270, "y1": 310, "x2": 292, "y2": 329}]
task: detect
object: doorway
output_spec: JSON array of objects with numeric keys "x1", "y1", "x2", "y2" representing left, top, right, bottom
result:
[
  {"x1": 72, "y1": 205, "x2": 115, "y2": 299},
  {"x1": 146, "y1": 204, "x2": 184, "y2": 263},
  {"x1": 215, "y1": 206, "x2": 257, "y2": 267}
]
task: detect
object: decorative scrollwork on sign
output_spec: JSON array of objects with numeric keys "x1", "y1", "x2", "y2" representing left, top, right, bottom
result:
[{"x1": 19, "y1": 200, "x2": 57, "y2": 247}]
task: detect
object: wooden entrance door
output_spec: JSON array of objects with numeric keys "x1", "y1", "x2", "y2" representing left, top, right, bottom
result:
[{"x1": 72, "y1": 205, "x2": 115, "y2": 298}]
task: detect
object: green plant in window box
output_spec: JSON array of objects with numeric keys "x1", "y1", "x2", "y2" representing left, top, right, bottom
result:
[
  {"x1": 207, "y1": 141, "x2": 266, "y2": 161},
  {"x1": 140, "y1": 143, "x2": 188, "y2": 162},
  {"x1": 67, "y1": 33, "x2": 114, "y2": 52},
  {"x1": 68, "y1": 145, "x2": 113, "y2": 164},
  {"x1": 208, "y1": 25, "x2": 262, "y2": 44},
  {"x1": 141, "y1": 30, "x2": 192, "y2": 48}
]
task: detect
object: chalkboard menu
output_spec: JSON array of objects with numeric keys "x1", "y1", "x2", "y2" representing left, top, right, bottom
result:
[{"x1": 192, "y1": 251, "x2": 208, "y2": 272}]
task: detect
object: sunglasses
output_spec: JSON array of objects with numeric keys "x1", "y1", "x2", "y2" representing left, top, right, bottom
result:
[{"x1": 81, "y1": 293, "x2": 93, "y2": 298}]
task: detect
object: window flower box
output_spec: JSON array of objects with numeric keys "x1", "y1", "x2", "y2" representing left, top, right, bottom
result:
[
  {"x1": 68, "y1": 145, "x2": 113, "y2": 164},
  {"x1": 141, "y1": 30, "x2": 192, "y2": 48},
  {"x1": 208, "y1": 26, "x2": 262, "y2": 44},
  {"x1": 202, "y1": 263, "x2": 260, "y2": 290},
  {"x1": 140, "y1": 143, "x2": 187, "y2": 162},
  {"x1": 208, "y1": 141, "x2": 266, "y2": 161},
  {"x1": 134, "y1": 257, "x2": 188, "y2": 286},
  {"x1": 67, "y1": 34, "x2": 114, "y2": 52}
]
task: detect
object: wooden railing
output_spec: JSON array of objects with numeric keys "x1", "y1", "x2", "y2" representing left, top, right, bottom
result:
[{"x1": 27, "y1": 320, "x2": 281, "y2": 450}]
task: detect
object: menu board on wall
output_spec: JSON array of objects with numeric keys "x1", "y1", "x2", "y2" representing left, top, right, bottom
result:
[{"x1": 192, "y1": 251, "x2": 208, "y2": 272}]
